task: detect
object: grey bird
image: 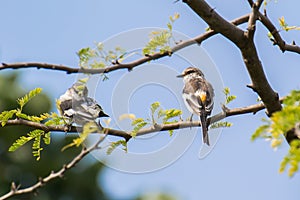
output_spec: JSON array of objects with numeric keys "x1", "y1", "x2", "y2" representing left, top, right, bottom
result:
[{"x1": 57, "y1": 82, "x2": 108, "y2": 126}]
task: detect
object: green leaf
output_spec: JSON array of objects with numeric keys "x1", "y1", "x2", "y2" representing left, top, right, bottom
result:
[
  {"x1": 158, "y1": 109, "x2": 166, "y2": 119},
  {"x1": 32, "y1": 134, "x2": 42, "y2": 160},
  {"x1": 162, "y1": 109, "x2": 182, "y2": 123},
  {"x1": 142, "y1": 13, "x2": 179, "y2": 55},
  {"x1": 62, "y1": 122, "x2": 99, "y2": 151},
  {"x1": 210, "y1": 121, "x2": 232, "y2": 129},
  {"x1": 45, "y1": 113, "x2": 65, "y2": 126},
  {"x1": 251, "y1": 124, "x2": 270, "y2": 141},
  {"x1": 77, "y1": 42, "x2": 126, "y2": 71},
  {"x1": 17, "y1": 88, "x2": 42, "y2": 110},
  {"x1": 43, "y1": 132, "x2": 51, "y2": 145},
  {"x1": 279, "y1": 140, "x2": 300, "y2": 177},
  {"x1": 15, "y1": 112, "x2": 29, "y2": 120},
  {"x1": 107, "y1": 140, "x2": 128, "y2": 155},
  {"x1": 205, "y1": 27, "x2": 212, "y2": 32},
  {"x1": 17, "y1": 112, "x2": 51, "y2": 123},
  {"x1": 267, "y1": 32, "x2": 274, "y2": 40},
  {"x1": 252, "y1": 90, "x2": 300, "y2": 177},
  {"x1": 131, "y1": 118, "x2": 145, "y2": 126},
  {"x1": 278, "y1": 16, "x2": 300, "y2": 32},
  {"x1": 167, "y1": 22, "x2": 172, "y2": 32},
  {"x1": 9, "y1": 129, "x2": 51, "y2": 160},
  {"x1": 151, "y1": 102, "x2": 160, "y2": 115},
  {"x1": 90, "y1": 61, "x2": 106, "y2": 69},
  {"x1": 0, "y1": 109, "x2": 17, "y2": 126},
  {"x1": 131, "y1": 120, "x2": 148, "y2": 137},
  {"x1": 223, "y1": 87, "x2": 236, "y2": 105},
  {"x1": 283, "y1": 90, "x2": 300, "y2": 106},
  {"x1": 169, "y1": 13, "x2": 180, "y2": 23},
  {"x1": 151, "y1": 102, "x2": 160, "y2": 123},
  {"x1": 168, "y1": 129, "x2": 174, "y2": 137},
  {"x1": 9, "y1": 129, "x2": 44, "y2": 152},
  {"x1": 279, "y1": 16, "x2": 287, "y2": 29},
  {"x1": 77, "y1": 47, "x2": 96, "y2": 68}
]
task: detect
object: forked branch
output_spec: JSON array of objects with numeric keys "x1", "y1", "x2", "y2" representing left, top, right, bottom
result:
[{"x1": 0, "y1": 135, "x2": 106, "y2": 200}]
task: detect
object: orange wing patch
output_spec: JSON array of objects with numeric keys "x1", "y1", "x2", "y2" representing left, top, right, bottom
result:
[{"x1": 199, "y1": 93, "x2": 207, "y2": 103}]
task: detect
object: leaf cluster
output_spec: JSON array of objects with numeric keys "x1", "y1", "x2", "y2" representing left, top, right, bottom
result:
[
  {"x1": 0, "y1": 88, "x2": 57, "y2": 160},
  {"x1": 8, "y1": 130, "x2": 50, "y2": 161},
  {"x1": 62, "y1": 121, "x2": 101, "y2": 151},
  {"x1": 252, "y1": 90, "x2": 300, "y2": 177},
  {"x1": 210, "y1": 121, "x2": 232, "y2": 129},
  {"x1": 107, "y1": 140, "x2": 128, "y2": 155},
  {"x1": 223, "y1": 87, "x2": 236, "y2": 105},
  {"x1": 208, "y1": 87, "x2": 235, "y2": 129},
  {"x1": 142, "y1": 13, "x2": 179, "y2": 55},
  {"x1": 131, "y1": 102, "x2": 182, "y2": 137},
  {"x1": 278, "y1": 16, "x2": 300, "y2": 32}
]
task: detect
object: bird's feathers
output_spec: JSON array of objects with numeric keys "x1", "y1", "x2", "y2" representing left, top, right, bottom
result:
[
  {"x1": 178, "y1": 66, "x2": 214, "y2": 146},
  {"x1": 57, "y1": 81, "x2": 108, "y2": 126}
]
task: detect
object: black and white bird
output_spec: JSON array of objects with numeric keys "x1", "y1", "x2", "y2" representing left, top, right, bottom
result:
[
  {"x1": 57, "y1": 81, "x2": 108, "y2": 126},
  {"x1": 177, "y1": 67, "x2": 214, "y2": 146}
]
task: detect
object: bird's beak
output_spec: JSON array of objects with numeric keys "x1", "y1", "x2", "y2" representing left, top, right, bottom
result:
[
  {"x1": 99, "y1": 112, "x2": 109, "y2": 117},
  {"x1": 102, "y1": 113, "x2": 109, "y2": 117},
  {"x1": 176, "y1": 74, "x2": 184, "y2": 78}
]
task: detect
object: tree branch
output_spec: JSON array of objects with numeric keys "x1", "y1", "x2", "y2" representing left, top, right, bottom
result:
[
  {"x1": 2, "y1": 98, "x2": 284, "y2": 140},
  {"x1": 0, "y1": 135, "x2": 106, "y2": 200},
  {"x1": 182, "y1": 0, "x2": 300, "y2": 144},
  {"x1": 258, "y1": 12, "x2": 300, "y2": 54},
  {"x1": 0, "y1": 14, "x2": 249, "y2": 75},
  {"x1": 3, "y1": 118, "x2": 132, "y2": 141},
  {"x1": 183, "y1": 0, "x2": 246, "y2": 45},
  {"x1": 0, "y1": 97, "x2": 288, "y2": 199},
  {"x1": 246, "y1": 0, "x2": 264, "y2": 39}
]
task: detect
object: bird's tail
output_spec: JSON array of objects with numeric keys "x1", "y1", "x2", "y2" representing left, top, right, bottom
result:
[{"x1": 200, "y1": 111, "x2": 210, "y2": 146}]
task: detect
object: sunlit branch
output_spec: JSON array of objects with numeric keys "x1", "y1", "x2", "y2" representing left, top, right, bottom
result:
[
  {"x1": 2, "y1": 98, "x2": 284, "y2": 140},
  {"x1": 0, "y1": 96, "x2": 287, "y2": 199},
  {"x1": 0, "y1": 15, "x2": 249, "y2": 75}
]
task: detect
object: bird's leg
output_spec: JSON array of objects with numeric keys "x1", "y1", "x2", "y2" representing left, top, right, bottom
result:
[
  {"x1": 63, "y1": 117, "x2": 73, "y2": 132},
  {"x1": 187, "y1": 114, "x2": 193, "y2": 129},
  {"x1": 187, "y1": 114, "x2": 193, "y2": 122}
]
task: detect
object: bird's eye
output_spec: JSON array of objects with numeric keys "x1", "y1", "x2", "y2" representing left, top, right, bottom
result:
[{"x1": 185, "y1": 70, "x2": 195, "y2": 75}]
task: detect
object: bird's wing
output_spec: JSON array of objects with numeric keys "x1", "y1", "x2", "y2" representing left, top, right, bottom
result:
[
  {"x1": 182, "y1": 92, "x2": 202, "y2": 115},
  {"x1": 204, "y1": 81, "x2": 214, "y2": 115},
  {"x1": 183, "y1": 77, "x2": 215, "y2": 116},
  {"x1": 59, "y1": 99, "x2": 73, "y2": 112}
]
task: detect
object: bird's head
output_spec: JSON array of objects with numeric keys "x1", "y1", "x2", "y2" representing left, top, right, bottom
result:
[{"x1": 176, "y1": 67, "x2": 205, "y2": 79}]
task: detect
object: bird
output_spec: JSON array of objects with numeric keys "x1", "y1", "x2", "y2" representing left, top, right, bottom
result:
[
  {"x1": 57, "y1": 82, "x2": 88, "y2": 116},
  {"x1": 177, "y1": 66, "x2": 214, "y2": 146},
  {"x1": 57, "y1": 81, "x2": 109, "y2": 126}
]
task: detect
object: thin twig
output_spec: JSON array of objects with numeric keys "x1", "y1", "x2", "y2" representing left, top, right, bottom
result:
[
  {"x1": 258, "y1": 12, "x2": 300, "y2": 54},
  {"x1": 0, "y1": 135, "x2": 106, "y2": 200}
]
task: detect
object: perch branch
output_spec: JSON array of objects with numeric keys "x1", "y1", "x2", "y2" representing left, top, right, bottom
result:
[{"x1": 2, "y1": 98, "x2": 284, "y2": 140}]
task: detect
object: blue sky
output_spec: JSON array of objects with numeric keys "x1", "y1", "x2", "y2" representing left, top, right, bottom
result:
[{"x1": 1, "y1": 0, "x2": 300, "y2": 200}]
